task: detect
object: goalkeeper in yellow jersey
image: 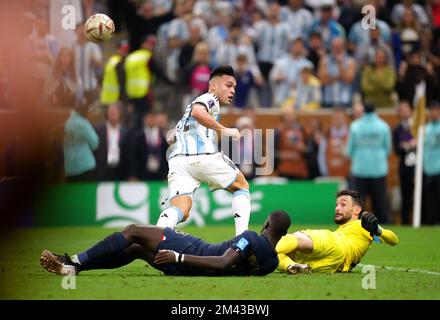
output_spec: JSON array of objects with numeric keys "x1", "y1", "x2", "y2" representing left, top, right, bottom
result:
[{"x1": 276, "y1": 190, "x2": 399, "y2": 274}]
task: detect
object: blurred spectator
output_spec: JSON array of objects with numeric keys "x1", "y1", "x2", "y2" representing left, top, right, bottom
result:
[
  {"x1": 100, "y1": 40, "x2": 130, "y2": 106},
  {"x1": 281, "y1": 64, "x2": 321, "y2": 111},
  {"x1": 354, "y1": 26, "x2": 395, "y2": 70},
  {"x1": 372, "y1": 0, "x2": 395, "y2": 27},
  {"x1": 94, "y1": 104, "x2": 131, "y2": 181},
  {"x1": 318, "y1": 37, "x2": 356, "y2": 108},
  {"x1": 180, "y1": 42, "x2": 211, "y2": 105},
  {"x1": 419, "y1": 28, "x2": 440, "y2": 99},
  {"x1": 394, "y1": 7, "x2": 422, "y2": 60},
  {"x1": 254, "y1": 2, "x2": 291, "y2": 108},
  {"x1": 192, "y1": 0, "x2": 215, "y2": 26},
  {"x1": 306, "y1": 31, "x2": 326, "y2": 71},
  {"x1": 206, "y1": 8, "x2": 232, "y2": 61},
  {"x1": 361, "y1": 48, "x2": 397, "y2": 109},
  {"x1": 131, "y1": 112, "x2": 168, "y2": 181},
  {"x1": 124, "y1": 0, "x2": 175, "y2": 50},
  {"x1": 324, "y1": 107, "x2": 350, "y2": 179},
  {"x1": 391, "y1": 0, "x2": 429, "y2": 28},
  {"x1": 44, "y1": 47, "x2": 83, "y2": 108},
  {"x1": 303, "y1": 118, "x2": 324, "y2": 179},
  {"x1": 337, "y1": 0, "x2": 359, "y2": 34},
  {"x1": 275, "y1": 108, "x2": 308, "y2": 179},
  {"x1": 72, "y1": 22, "x2": 103, "y2": 105},
  {"x1": 236, "y1": 0, "x2": 266, "y2": 27},
  {"x1": 166, "y1": 1, "x2": 195, "y2": 81},
  {"x1": 63, "y1": 103, "x2": 99, "y2": 182},
  {"x1": 351, "y1": 101, "x2": 365, "y2": 120},
  {"x1": 31, "y1": 17, "x2": 59, "y2": 101},
  {"x1": 396, "y1": 49, "x2": 435, "y2": 106},
  {"x1": 233, "y1": 54, "x2": 262, "y2": 109},
  {"x1": 422, "y1": 100, "x2": 440, "y2": 225},
  {"x1": 178, "y1": 21, "x2": 205, "y2": 69},
  {"x1": 245, "y1": 7, "x2": 266, "y2": 41},
  {"x1": 308, "y1": 4, "x2": 345, "y2": 50},
  {"x1": 346, "y1": 103, "x2": 392, "y2": 223},
  {"x1": 348, "y1": 15, "x2": 391, "y2": 54},
  {"x1": 270, "y1": 37, "x2": 313, "y2": 107},
  {"x1": 194, "y1": 0, "x2": 232, "y2": 29},
  {"x1": 156, "y1": 110, "x2": 171, "y2": 136},
  {"x1": 125, "y1": 35, "x2": 169, "y2": 129},
  {"x1": 393, "y1": 100, "x2": 416, "y2": 225},
  {"x1": 215, "y1": 22, "x2": 261, "y2": 79},
  {"x1": 279, "y1": 0, "x2": 314, "y2": 40}
]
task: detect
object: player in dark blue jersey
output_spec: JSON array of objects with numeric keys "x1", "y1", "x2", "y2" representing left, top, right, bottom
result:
[{"x1": 40, "y1": 210, "x2": 291, "y2": 276}]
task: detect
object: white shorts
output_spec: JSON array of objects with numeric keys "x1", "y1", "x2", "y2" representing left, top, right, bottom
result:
[{"x1": 167, "y1": 152, "x2": 240, "y2": 200}]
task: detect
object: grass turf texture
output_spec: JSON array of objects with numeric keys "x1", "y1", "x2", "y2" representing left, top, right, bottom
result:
[{"x1": 1, "y1": 225, "x2": 439, "y2": 300}]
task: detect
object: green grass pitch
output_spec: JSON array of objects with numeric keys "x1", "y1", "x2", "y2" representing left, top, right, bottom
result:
[{"x1": 1, "y1": 225, "x2": 439, "y2": 300}]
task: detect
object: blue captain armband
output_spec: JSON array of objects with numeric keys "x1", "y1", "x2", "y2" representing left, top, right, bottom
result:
[{"x1": 236, "y1": 238, "x2": 249, "y2": 251}]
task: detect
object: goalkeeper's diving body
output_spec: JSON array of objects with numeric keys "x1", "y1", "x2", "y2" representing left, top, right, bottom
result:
[
  {"x1": 277, "y1": 190, "x2": 399, "y2": 274},
  {"x1": 40, "y1": 211, "x2": 291, "y2": 277}
]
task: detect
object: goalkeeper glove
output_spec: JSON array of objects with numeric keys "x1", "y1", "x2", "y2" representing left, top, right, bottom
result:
[{"x1": 361, "y1": 211, "x2": 381, "y2": 236}]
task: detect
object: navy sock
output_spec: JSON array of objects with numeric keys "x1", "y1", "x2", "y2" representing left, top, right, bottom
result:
[{"x1": 77, "y1": 232, "x2": 128, "y2": 265}]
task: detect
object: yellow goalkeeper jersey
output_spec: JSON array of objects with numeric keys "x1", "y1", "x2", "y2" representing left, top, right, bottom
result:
[
  {"x1": 334, "y1": 220, "x2": 375, "y2": 271},
  {"x1": 277, "y1": 220, "x2": 399, "y2": 273}
]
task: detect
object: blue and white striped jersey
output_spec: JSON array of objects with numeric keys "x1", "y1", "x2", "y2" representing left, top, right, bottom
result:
[{"x1": 168, "y1": 93, "x2": 220, "y2": 159}]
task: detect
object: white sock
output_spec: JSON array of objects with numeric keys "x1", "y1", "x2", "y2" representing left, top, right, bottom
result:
[
  {"x1": 232, "y1": 190, "x2": 251, "y2": 235},
  {"x1": 156, "y1": 207, "x2": 184, "y2": 228}
]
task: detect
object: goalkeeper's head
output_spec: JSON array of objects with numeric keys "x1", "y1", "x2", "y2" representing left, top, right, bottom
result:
[{"x1": 334, "y1": 190, "x2": 363, "y2": 225}]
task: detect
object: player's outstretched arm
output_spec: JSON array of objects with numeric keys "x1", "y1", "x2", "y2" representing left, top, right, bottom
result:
[
  {"x1": 191, "y1": 104, "x2": 241, "y2": 140},
  {"x1": 378, "y1": 228, "x2": 399, "y2": 246},
  {"x1": 154, "y1": 248, "x2": 241, "y2": 271},
  {"x1": 361, "y1": 212, "x2": 399, "y2": 246}
]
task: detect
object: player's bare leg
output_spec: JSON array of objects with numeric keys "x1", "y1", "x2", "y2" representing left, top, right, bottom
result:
[
  {"x1": 226, "y1": 171, "x2": 250, "y2": 235},
  {"x1": 287, "y1": 231, "x2": 313, "y2": 274},
  {"x1": 156, "y1": 195, "x2": 192, "y2": 228},
  {"x1": 293, "y1": 231, "x2": 314, "y2": 253}
]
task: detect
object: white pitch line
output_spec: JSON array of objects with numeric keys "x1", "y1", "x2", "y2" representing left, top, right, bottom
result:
[{"x1": 357, "y1": 264, "x2": 440, "y2": 276}]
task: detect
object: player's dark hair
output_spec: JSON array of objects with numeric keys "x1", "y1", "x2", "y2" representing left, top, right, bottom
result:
[
  {"x1": 209, "y1": 66, "x2": 235, "y2": 80},
  {"x1": 336, "y1": 190, "x2": 363, "y2": 209},
  {"x1": 364, "y1": 103, "x2": 376, "y2": 113},
  {"x1": 268, "y1": 210, "x2": 291, "y2": 237}
]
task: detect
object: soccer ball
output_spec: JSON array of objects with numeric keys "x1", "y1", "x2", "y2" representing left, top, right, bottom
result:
[{"x1": 84, "y1": 14, "x2": 115, "y2": 43}]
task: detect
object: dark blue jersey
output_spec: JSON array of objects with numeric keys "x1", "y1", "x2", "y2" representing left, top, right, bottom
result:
[{"x1": 155, "y1": 228, "x2": 278, "y2": 276}]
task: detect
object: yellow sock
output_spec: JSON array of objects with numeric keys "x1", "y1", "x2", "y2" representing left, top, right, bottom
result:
[{"x1": 278, "y1": 254, "x2": 295, "y2": 271}]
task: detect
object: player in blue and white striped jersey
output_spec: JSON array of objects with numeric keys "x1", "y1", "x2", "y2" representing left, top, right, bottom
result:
[{"x1": 158, "y1": 66, "x2": 251, "y2": 236}]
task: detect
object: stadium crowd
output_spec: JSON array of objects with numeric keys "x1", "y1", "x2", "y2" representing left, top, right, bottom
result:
[{"x1": 1, "y1": 0, "x2": 440, "y2": 225}]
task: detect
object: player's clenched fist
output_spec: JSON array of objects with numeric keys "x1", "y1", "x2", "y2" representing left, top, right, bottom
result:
[{"x1": 222, "y1": 128, "x2": 241, "y2": 140}]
